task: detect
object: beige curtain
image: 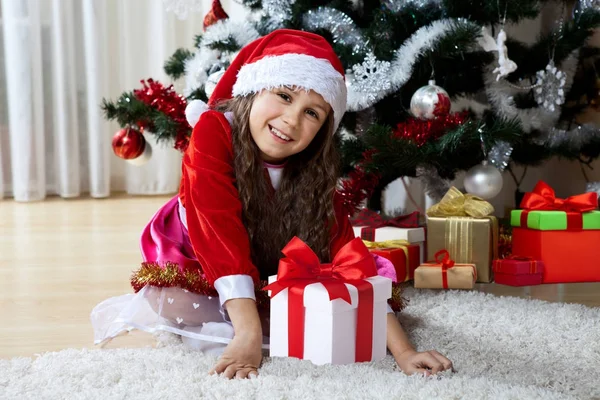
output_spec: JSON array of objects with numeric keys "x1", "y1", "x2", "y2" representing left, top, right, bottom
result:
[{"x1": 0, "y1": 0, "x2": 247, "y2": 201}]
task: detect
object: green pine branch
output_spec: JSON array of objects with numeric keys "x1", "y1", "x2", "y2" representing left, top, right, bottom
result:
[
  {"x1": 355, "y1": 115, "x2": 524, "y2": 182},
  {"x1": 509, "y1": 8, "x2": 600, "y2": 79},
  {"x1": 102, "y1": 93, "x2": 153, "y2": 128},
  {"x1": 207, "y1": 39, "x2": 241, "y2": 53},
  {"x1": 102, "y1": 93, "x2": 188, "y2": 145},
  {"x1": 365, "y1": 3, "x2": 444, "y2": 59},
  {"x1": 164, "y1": 48, "x2": 193, "y2": 80},
  {"x1": 194, "y1": 34, "x2": 203, "y2": 49},
  {"x1": 186, "y1": 87, "x2": 208, "y2": 102},
  {"x1": 339, "y1": 136, "x2": 368, "y2": 174},
  {"x1": 443, "y1": 0, "x2": 542, "y2": 25}
]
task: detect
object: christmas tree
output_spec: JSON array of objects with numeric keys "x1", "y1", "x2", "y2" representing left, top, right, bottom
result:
[{"x1": 103, "y1": 0, "x2": 600, "y2": 214}]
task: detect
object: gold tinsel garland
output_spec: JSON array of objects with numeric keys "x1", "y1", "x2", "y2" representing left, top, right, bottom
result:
[
  {"x1": 390, "y1": 283, "x2": 408, "y2": 312},
  {"x1": 130, "y1": 262, "x2": 406, "y2": 312}
]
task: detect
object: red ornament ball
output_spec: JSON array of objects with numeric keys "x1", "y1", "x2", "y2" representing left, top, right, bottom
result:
[{"x1": 112, "y1": 128, "x2": 146, "y2": 160}]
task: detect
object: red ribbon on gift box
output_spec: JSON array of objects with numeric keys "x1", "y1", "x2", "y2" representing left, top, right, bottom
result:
[
  {"x1": 350, "y1": 209, "x2": 420, "y2": 241},
  {"x1": 520, "y1": 181, "x2": 598, "y2": 231},
  {"x1": 263, "y1": 237, "x2": 378, "y2": 362},
  {"x1": 421, "y1": 250, "x2": 477, "y2": 289},
  {"x1": 434, "y1": 250, "x2": 455, "y2": 289}
]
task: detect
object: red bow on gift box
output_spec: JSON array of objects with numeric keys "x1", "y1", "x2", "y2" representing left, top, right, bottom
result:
[
  {"x1": 520, "y1": 181, "x2": 598, "y2": 230},
  {"x1": 264, "y1": 237, "x2": 378, "y2": 361},
  {"x1": 434, "y1": 250, "x2": 455, "y2": 289},
  {"x1": 350, "y1": 209, "x2": 420, "y2": 241},
  {"x1": 520, "y1": 181, "x2": 597, "y2": 212}
]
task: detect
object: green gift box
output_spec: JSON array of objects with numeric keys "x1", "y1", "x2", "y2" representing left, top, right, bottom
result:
[{"x1": 510, "y1": 210, "x2": 600, "y2": 230}]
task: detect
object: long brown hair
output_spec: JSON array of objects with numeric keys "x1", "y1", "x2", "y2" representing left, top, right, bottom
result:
[{"x1": 217, "y1": 93, "x2": 340, "y2": 279}]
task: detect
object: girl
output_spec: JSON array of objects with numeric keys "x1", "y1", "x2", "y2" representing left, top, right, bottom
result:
[{"x1": 91, "y1": 29, "x2": 453, "y2": 379}]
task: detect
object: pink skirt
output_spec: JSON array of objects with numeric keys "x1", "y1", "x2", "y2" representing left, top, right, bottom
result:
[{"x1": 91, "y1": 196, "x2": 255, "y2": 352}]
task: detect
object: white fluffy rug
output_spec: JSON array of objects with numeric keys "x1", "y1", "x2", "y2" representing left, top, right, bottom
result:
[{"x1": 2, "y1": 288, "x2": 599, "y2": 400}]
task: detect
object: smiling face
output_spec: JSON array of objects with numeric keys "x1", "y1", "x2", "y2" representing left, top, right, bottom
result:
[{"x1": 248, "y1": 86, "x2": 332, "y2": 164}]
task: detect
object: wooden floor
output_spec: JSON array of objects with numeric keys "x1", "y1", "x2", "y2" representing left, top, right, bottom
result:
[{"x1": 1, "y1": 195, "x2": 599, "y2": 359}]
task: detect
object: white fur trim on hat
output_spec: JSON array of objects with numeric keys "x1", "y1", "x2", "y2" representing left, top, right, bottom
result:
[{"x1": 232, "y1": 53, "x2": 347, "y2": 132}]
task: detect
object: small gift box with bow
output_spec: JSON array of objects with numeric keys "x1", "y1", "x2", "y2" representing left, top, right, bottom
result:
[
  {"x1": 351, "y1": 209, "x2": 426, "y2": 263},
  {"x1": 362, "y1": 239, "x2": 420, "y2": 282},
  {"x1": 511, "y1": 181, "x2": 600, "y2": 283},
  {"x1": 493, "y1": 256, "x2": 544, "y2": 286},
  {"x1": 264, "y1": 237, "x2": 392, "y2": 365},
  {"x1": 414, "y1": 250, "x2": 477, "y2": 289},
  {"x1": 426, "y1": 187, "x2": 499, "y2": 283}
]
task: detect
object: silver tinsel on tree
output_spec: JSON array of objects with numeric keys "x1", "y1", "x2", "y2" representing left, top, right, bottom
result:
[
  {"x1": 585, "y1": 181, "x2": 600, "y2": 204},
  {"x1": 263, "y1": 0, "x2": 296, "y2": 26},
  {"x1": 575, "y1": 0, "x2": 600, "y2": 13},
  {"x1": 488, "y1": 141, "x2": 513, "y2": 172},
  {"x1": 302, "y1": 7, "x2": 368, "y2": 56},
  {"x1": 416, "y1": 165, "x2": 451, "y2": 203},
  {"x1": 383, "y1": 0, "x2": 441, "y2": 12},
  {"x1": 533, "y1": 124, "x2": 600, "y2": 151}
]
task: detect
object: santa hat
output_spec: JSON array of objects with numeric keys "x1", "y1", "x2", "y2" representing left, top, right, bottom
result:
[{"x1": 185, "y1": 29, "x2": 347, "y2": 133}]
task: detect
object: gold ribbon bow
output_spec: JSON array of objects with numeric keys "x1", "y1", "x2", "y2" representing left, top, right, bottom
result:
[
  {"x1": 362, "y1": 239, "x2": 410, "y2": 250},
  {"x1": 426, "y1": 187, "x2": 495, "y2": 218}
]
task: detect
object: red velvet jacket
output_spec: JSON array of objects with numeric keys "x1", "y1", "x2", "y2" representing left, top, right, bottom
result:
[{"x1": 179, "y1": 110, "x2": 355, "y2": 286}]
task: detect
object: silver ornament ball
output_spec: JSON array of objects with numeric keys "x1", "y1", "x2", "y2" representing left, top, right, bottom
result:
[
  {"x1": 410, "y1": 80, "x2": 451, "y2": 120},
  {"x1": 463, "y1": 162, "x2": 503, "y2": 199},
  {"x1": 204, "y1": 69, "x2": 225, "y2": 98}
]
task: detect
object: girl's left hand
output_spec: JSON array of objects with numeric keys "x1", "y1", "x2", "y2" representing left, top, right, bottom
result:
[{"x1": 394, "y1": 349, "x2": 454, "y2": 376}]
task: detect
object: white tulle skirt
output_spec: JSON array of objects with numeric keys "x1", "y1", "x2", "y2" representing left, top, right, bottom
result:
[{"x1": 91, "y1": 284, "x2": 270, "y2": 354}]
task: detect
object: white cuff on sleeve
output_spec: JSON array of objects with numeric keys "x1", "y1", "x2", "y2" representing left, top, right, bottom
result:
[
  {"x1": 387, "y1": 304, "x2": 394, "y2": 314},
  {"x1": 214, "y1": 274, "x2": 256, "y2": 307}
]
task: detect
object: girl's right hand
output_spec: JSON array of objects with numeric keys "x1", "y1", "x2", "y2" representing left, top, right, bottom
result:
[{"x1": 209, "y1": 332, "x2": 263, "y2": 379}]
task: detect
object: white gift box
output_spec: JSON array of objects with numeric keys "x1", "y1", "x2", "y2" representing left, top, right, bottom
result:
[
  {"x1": 353, "y1": 226, "x2": 426, "y2": 263},
  {"x1": 268, "y1": 275, "x2": 392, "y2": 365}
]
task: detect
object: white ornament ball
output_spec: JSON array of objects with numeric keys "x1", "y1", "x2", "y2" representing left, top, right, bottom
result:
[
  {"x1": 410, "y1": 79, "x2": 451, "y2": 119},
  {"x1": 204, "y1": 69, "x2": 225, "y2": 98},
  {"x1": 463, "y1": 162, "x2": 503, "y2": 199}
]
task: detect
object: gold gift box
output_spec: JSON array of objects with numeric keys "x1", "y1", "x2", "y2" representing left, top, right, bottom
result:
[
  {"x1": 426, "y1": 216, "x2": 498, "y2": 283},
  {"x1": 414, "y1": 263, "x2": 476, "y2": 289}
]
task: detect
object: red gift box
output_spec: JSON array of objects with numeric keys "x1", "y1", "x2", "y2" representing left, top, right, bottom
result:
[
  {"x1": 511, "y1": 181, "x2": 600, "y2": 283},
  {"x1": 492, "y1": 256, "x2": 544, "y2": 286},
  {"x1": 512, "y1": 228, "x2": 600, "y2": 283},
  {"x1": 367, "y1": 243, "x2": 420, "y2": 282}
]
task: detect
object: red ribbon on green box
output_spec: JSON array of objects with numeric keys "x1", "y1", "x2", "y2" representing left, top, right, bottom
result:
[{"x1": 511, "y1": 181, "x2": 599, "y2": 231}]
